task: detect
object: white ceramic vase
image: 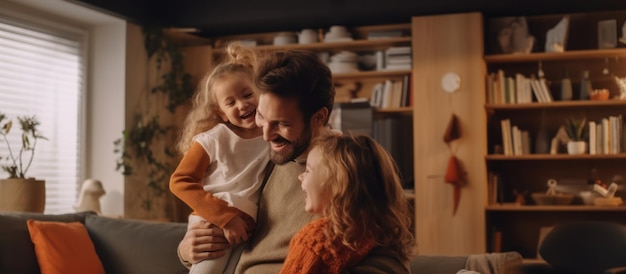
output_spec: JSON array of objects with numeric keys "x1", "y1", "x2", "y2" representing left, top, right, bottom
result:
[{"x1": 567, "y1": 141, "x2": 586, "y2": 155}]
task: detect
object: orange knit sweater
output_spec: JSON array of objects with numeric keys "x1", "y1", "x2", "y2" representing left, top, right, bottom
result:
[{"x1": 280, "y1": 218, "x2": 376, "y2": 274}]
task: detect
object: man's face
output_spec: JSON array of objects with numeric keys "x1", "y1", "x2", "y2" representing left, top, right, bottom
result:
[{"x1": 255, "y1": 92, "x2": 312, "y2": 164}]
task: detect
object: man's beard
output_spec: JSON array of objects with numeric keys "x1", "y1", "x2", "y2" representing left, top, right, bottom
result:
[{"x1": 269, "y1": 126, "x2": 312, "y2": 165}]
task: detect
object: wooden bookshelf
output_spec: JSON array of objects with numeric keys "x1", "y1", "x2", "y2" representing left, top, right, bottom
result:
[{"x1": 484, "y1": 11, "x2": 626, "y2": 259}]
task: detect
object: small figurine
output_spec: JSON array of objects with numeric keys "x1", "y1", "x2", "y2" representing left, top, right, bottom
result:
[
  {"x1": 513, "y1": 189, "x2": 528, "y2": 205},
  {"x1": 614, "y1": 76, "x2": 626, "y2": 100},
  {"x1": 74, "y1": 179, "x2": 105, "y2": 214}
]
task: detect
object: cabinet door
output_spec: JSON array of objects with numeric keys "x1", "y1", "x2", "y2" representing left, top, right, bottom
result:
[{"x1": 412, "y1": 12, "x2": 486, "y2": 255}]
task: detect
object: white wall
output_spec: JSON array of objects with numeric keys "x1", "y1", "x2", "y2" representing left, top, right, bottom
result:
[
  {"x1": 89, "y1": 22, "x2": 126, "y2": 217},
  {"x1": 1, "y1": 0, "x2": 127, "y2": 216}
]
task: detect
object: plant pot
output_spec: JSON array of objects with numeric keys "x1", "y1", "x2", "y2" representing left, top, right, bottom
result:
[
  {"x1": 567, "y1": 141, "x2": 586, "y2": 155},
  {"x1": 0, "y1": 178, "x2": 45, "y2": 213}
]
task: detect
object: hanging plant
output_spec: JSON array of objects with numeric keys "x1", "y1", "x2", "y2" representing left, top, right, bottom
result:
[{"x1": 113, "y1": 26, "x2": 194, "y2": 213}]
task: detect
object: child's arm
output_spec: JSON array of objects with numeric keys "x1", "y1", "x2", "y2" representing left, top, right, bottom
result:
[
  {"x1": 169, "y1": 141, "x2": 240, "y2": 229},
  {"x1": 223, "y1": 214, "x2": 255, "y2": 244}
]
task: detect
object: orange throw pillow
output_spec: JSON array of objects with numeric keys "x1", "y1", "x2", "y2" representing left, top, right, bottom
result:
[{"x1": 26, "y1": 220, "x2": 105, "y2": 274}]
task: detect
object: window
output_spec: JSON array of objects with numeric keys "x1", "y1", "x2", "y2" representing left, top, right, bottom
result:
[{"x1": 0, "y1": 14, "x2": 86, "y2": 214}]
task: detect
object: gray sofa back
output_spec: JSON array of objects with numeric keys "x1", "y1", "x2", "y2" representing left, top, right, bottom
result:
[{"x1": 0, "y1": 211, "x2": 188, "y2": 274}]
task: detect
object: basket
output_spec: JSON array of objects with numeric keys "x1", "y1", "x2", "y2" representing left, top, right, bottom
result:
[{"x1": 531, "y1": 193, "x2": 574, "y2": 205}]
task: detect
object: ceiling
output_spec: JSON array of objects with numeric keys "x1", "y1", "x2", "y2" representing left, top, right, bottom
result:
[{"x1": 67, "y1": 0, "x2": 626, "y2": 38}]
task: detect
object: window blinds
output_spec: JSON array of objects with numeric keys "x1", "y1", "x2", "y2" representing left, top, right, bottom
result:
[{"x1": 0, "y1": 16, "x2": 85, "y2": 214}]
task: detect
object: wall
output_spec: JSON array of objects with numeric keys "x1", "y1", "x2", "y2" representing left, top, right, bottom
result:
[{"x1": 89, "y1": 21, "x2": 126, "y2": 216}]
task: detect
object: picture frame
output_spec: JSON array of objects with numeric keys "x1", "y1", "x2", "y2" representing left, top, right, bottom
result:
[{"x1": 598, "y1": 19, "x2": 617, "y2": 49}]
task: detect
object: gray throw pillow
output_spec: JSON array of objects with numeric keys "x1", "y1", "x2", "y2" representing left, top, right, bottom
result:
[
  {"x1": 0, "y1": 211, "x2": 96, "y2": 274},
  {"x1": 85, "y1": 215, "x2": 188, "y2": 274}
]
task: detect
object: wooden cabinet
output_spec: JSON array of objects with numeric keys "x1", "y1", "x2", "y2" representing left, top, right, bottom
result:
[{"x1": 484, "y1": 11, "x2": 626, "y2": 258}]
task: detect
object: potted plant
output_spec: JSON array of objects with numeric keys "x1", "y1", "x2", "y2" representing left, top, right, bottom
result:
[
  {"x1": 0, "y1": 113, "x2": 47, "y2": 213},
  {"x1": 565, "y1": 116, "x2": 587, "y2": 155}
]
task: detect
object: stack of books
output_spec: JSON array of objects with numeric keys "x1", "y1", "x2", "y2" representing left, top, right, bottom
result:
[
  {"x1": 375, "y1": 47, "x2": 412, "y2": 71},
  {"x1": 366, "y1": 30, "x2": 404, "y2": 40}
]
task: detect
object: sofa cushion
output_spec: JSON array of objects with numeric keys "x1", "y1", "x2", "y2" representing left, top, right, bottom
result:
[
  {"x1": 410, "y1": 255, "x2": 468, "y2": 274},
  {"x1": 85, "y1": 215, "x2": 188, "y2": 274},
  {"x1": 27, "y1": 220, "x2": 105, "y2": 274},
  {"x1": 0, "y1": 211, "x2": 96, "y2": 274}
]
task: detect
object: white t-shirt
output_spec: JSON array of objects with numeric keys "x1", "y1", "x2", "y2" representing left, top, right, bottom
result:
[{"x1": 193, "y1": 123, "x2": 269, "y2": 221}]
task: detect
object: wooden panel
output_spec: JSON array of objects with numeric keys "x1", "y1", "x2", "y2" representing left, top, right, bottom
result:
[{"x1": 411, "y1": 12, "x2": 486, "y2": 255}]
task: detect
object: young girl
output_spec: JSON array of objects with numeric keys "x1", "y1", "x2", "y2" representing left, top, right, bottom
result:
[
  {"x1": 280, "y1": 133, "x2": 415, "y2": 274},
  {"x1": 170, "y1": 42, "x2": 269, "y2": 274}
]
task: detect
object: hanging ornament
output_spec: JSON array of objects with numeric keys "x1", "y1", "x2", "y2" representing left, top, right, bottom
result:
[{"x1": 443, "y1": 113, "x2": 467, "y2": 215}]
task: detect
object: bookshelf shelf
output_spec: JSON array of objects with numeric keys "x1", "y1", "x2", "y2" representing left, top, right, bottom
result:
[
  {"x1": 250, "y1": 37, "x2": 412, "y2": 52},
  {"x1": 333, "y1": 69, "x2": 411, "y2": 80},
  {"x1": 484, "y1": 48, "x2": 626, "y2": 63},
  {"x1": 374, "y1": 106, "x2": 413, "y2": 115},
  {"x1": 486, "y1": 204, "x2": 626, "y2": 211},
  {"x1": 485, "y1": 100, "x2": 626, "y2": 110},
  {"x1": 485, "y1": 154, "x2": 626, "y2": 161}
]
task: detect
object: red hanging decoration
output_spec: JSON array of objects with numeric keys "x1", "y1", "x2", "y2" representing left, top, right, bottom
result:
[{"x1": 443, "y1": 114, "x2": 466, "y2": 215}]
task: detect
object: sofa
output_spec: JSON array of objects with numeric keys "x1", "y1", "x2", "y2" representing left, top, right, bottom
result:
[
  {"x1": 0, "y1": 211, "x2": 188, "y2": 274},
  {"x1": 0, "y1": 211, "x2": 521, "y2": 274}
]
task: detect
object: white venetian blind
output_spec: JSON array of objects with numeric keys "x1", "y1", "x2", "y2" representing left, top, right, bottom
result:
[{"x1": 0, "y1": 16, "x2": 85, "y2": 214}]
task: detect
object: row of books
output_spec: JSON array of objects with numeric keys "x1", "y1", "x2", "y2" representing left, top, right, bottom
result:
[
  {"x1": 375, "y1": 46, "x2": 412, "y2": 71},
  {"x1": 369, "y1": 75, "x2": 411, "y2": 109},
  {"x1": 486, "y1": 70, "x2": 553, "y2": 104},
  {"x1": 589, "y1": 115, "x2": 624, "y2": 155},
  {"x1": 500, "y1": 119, "x2": 531, "y2": 156},
  {"x1": 487, "y1": 172, "x2": 505, "y2": 205}
]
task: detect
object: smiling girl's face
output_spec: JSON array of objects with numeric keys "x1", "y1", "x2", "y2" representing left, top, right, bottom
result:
[
  {"x1": 213, "y1": 72, "x2": 259, "y2": 130},
  {"x1": 297, "y1": 146, "x2": 330, "y2": 214}
]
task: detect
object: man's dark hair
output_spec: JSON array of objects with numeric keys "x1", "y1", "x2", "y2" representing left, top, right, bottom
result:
[{"x1": 254, "y1": 50, "x2": 335, "y2": 124}]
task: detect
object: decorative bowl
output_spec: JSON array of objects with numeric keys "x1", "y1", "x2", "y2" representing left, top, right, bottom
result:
[
  {"x1": 531, "y1": 193, "x2": 574, "y2": 205},
  {"x1": 593, "y1": 197, "x2": 623, "y2": 206}
]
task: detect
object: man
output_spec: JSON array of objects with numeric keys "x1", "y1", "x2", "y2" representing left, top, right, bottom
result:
[{"x1": 178, "y1": 49, "x2": 409, "y2": 273}]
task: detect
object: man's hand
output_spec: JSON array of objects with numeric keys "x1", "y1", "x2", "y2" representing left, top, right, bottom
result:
[{"x1": 178, "y1": 221, "x2": 230, "y2": 264}]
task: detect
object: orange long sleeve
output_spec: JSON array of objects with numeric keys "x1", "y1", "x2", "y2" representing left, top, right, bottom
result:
[{"x1": 169, "y1": 142, "x2": 240, "y2": 228}]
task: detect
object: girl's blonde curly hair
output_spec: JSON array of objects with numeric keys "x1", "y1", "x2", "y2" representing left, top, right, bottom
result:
[
  {"x1": 314, "y1": 133, "x2": 415, "y2": 260},
  {"x1": 177, "y1": 42, "x2": 259, "y2": 154}
]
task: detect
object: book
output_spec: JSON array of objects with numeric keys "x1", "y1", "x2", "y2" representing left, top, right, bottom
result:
[
  {"x1": 512, "y1": 125, "x2": 522, "y2": 155},
  {"x1": 380, "y1": 80, "x2": 394, "y2": 109},
  {"x1": 401, "y1": 75, "x2": 409, "y2": 107},
  {"x1": 369, "y1": 82, "x2": 384, "y2": 108},
  {"x1": 589, "y1": 121, "x2": 597, "y2": 155},
  {"x1": 385, "y1": 46, "x2": 411, "y2": 55},
  {"x1": 500, "y1": 119, "x2": 513, "y2": 155},
  {"x1": 538, "y1": 77, "x2": 553, "y2": 102},
  {"x1": 367, "y1": 30, "x2": 404, "y2": 40},
  {"x1": 529, "y1": 76, "x2": 546, "y2": 103}
]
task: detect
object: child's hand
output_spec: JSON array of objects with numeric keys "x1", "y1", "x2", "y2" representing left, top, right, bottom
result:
[{"x1": 223, "y1": 215, "x2": 250, "y2": 244}]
